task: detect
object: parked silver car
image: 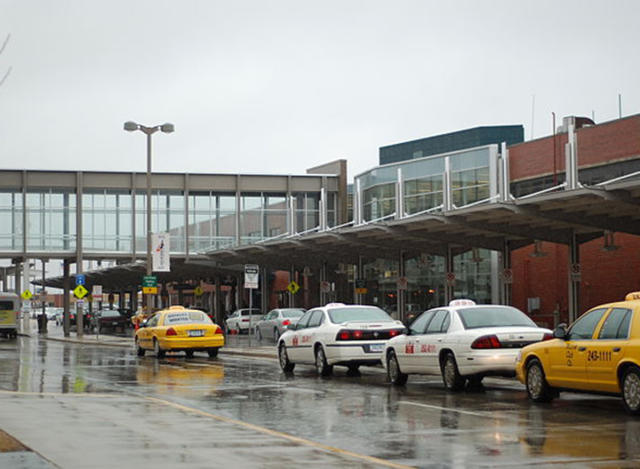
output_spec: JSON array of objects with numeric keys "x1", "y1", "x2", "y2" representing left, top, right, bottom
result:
[
  {"x1": 254, "y1": 308, "x2": 306, "y2": 341},
  {"x1": 225, "y1": 308, "x2": 263, "y2": 333}
]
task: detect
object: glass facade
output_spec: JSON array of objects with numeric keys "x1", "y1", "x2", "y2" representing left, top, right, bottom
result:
[
  {"x1": 356, "y1": 145, "x2": 495, "y2": 222},
  {"x1": 188, "y1": 192, "x2": 236, "y2": 252},
  {"x1": 0, "y1": 175, "x2": 335, "y2": 256},
  {"x1": 27, "y1": 189, "x2": 76, "y2": 252}
]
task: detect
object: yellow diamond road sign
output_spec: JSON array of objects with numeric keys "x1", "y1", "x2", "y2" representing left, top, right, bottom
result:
[
  {"x1": 21, "y1": 289, "x2": 33, "y2": 300},
  {"x1": 194, "y1": 286, "x2": 204, "y2": 297},
  {"x1": 73, "y1": 285, "x2": 88, "y2": 299},
  {"x1": 287, "y1": 281, "x2": 300, "y2": 295}
]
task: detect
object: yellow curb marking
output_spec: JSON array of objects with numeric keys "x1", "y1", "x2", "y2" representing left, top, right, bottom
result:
[
  {"x1": 0, "y1": 390, "x2": 414, "y2": 468},
  {"x1": 145, "y1": 396, "x2": 415, "y2": 469}
]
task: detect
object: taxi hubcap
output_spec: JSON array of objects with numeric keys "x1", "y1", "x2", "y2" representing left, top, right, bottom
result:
[
  {"x1": 389, "y1": 356, "x2": 399, "y2": 380},
  {"x1": 279, "y1": 346, "x2": 288, "y2": 367},
  {"x1": 444, "y1": 359, "x2": 455, "y2": 385},
  {"x1": 316, "y1": 349, "x2": 325, "y2": 372},
  {"x1": 624, "y1": 372, "x2": 640, "y2": 410},
  {"x1": 528, "y1": 365, "x2": 543, "y2": 396}
]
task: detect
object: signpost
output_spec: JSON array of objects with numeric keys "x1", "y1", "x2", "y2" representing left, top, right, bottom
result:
[
  {"x1": 142, "y1": 275, "x2": 158, "y2": 295},
  {"x1": 244, "y1": 265, "x2": 259, "y2": 347},
  {"x1": 75, "y1": 274, "x2": 85, "y2": 286}
]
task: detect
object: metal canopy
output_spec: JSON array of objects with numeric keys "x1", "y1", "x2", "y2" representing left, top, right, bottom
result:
[{"x1": 204, "y1": 178, "x2": 640, "y2": 269}]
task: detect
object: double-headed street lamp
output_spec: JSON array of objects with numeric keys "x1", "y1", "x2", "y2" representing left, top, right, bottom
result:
[{"x1": 123, "y1": 121, "x2": 174, "y2": 313}]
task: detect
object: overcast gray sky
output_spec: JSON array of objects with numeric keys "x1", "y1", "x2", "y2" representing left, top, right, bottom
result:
[{"x1": 1, "y1": 0, "x2": 639, "y2": 179}]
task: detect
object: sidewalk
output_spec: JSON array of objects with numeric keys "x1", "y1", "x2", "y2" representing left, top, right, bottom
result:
[{"x1": 25, "y1": 320, "x2": 278, "y2": 360}]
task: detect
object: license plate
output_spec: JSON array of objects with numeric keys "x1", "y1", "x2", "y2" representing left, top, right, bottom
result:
[
  {"x1": 369, "y1": 344, "x2": 384, "y2": 352},
  {"x1": 188, "y1": 330, "x2": 204, "y2": 337}
]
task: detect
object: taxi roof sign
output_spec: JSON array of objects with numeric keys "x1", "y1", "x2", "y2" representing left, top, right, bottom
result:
[
  {"x1": 449, "y1": 299, "x2": 476, "y2": 307},
  {"x1": 625, "y1": 292, "x2": 640, "y2": 301}
]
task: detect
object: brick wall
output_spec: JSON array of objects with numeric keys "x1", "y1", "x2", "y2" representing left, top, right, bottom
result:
[{"x1": 509, "y1": 114, "x2": 640, "y2": 182}]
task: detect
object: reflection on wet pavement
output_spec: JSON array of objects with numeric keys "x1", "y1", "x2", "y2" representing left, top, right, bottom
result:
[{"x1": 1, "y1": 335, "x2": 640, "y2": 467}]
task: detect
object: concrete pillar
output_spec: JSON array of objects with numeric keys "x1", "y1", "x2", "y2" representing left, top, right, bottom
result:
[
  {"x1": 397, "y1": 251, "x2": 406, "y2": 323},
  {"x1": 289, "y1": 266, "x2": 295, "y2": 308},
  {"x1": 568, "y1": 232, "x2": 580, "y2": 323},
  {"x1": 63, "y1": 260, "x2": 70, "y2": 337},
  {"x1": 445, "y1": 245, "x2": 454, "y2": 304},
  {"x1": 261, "y1": 266, "x2": 269, "y2": 313},
  {"x1": 501, "y1": 240, "x2": 512, "y2": 306},
  {"x1": 320, "y1": 262, "x2": 328, "y2": 305}
]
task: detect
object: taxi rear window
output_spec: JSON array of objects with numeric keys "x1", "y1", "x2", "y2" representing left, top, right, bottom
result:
[
  {"x1": 457, "y1": 306, "x2": 536, "y2": 329},
  {"x1": 164, "y1": 311, "x2": 212, "y2": 325},
  {"x1": 328, "y1": 307, "x2": 393, "y2": 324}
]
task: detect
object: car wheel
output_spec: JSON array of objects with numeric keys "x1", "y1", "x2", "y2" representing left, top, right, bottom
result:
[
  {"x1": 153, "y1": 339, "x2": 166, "y2": 358},
  {"x1": 136, "y1": 339, "x2": 145, "y2": 357},
  {"x1": 208, "y1": 348, "x2": 219, "y2": 358},
  {"x1": 387, "y1": 350, "x2": 408, "y2": 385},
  {"x1": 315, "y1": 345, "x2": 333, "y2": 377},
  {"x1": 255, "y1": 327, "x2": 262, "y2": 341},
  {"x1": 278, "y1": 343, "x2": 295, "y2": 372},
  {"x1": 622, "y1": 366, "x2": 640, "y2": 415},
  {"x1": 185, "y1": 350, "x2": 194, "y2": 358},
  {"x1": 441, "y1": 352, "x2": 465, "y2": 391},
  {"x1": 526, "y1": 358, "x2": 554, "y2": 403}
]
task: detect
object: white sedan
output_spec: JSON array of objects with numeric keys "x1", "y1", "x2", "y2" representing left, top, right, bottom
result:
[
  {"x1": 277, "y1": 303, "x2": 406, "y2": 375},
  {"x1": 383, "y1": 300, "x2": 552, "y2": 390}
]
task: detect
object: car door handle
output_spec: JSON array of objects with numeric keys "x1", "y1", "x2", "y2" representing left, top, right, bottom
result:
[
  {"x1": 613, "y1": 347, "x2": 621, "y2": 352},
  {"x1": 578, "y1": 347, "x2": 587, "y2": 351}
]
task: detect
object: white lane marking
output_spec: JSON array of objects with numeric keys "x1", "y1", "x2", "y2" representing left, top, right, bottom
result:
[{"x1": 398, "y1": 400, "x2": 490, "y2": 417}]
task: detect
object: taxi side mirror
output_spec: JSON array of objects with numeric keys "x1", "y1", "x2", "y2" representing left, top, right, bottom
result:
[{"x1": 553, "y1": 324, "x2": 568, "y2": 340}]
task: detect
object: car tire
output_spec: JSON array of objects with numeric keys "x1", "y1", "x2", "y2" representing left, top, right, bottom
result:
[
  {"x1": 136, "y1": 339, "x2": 145, "y2": 357},
  {"x1": 441, "y1": 352, "x2": 465, "y2": 392},
  {"x1": 185, "y1": 350, "x2": 194, "y2": 359},
  {"x1": 208, "y1": 348, "x2": 219, "y2": 358},
  {"x1": 387, "y1": 350, "x2": 408, "y2": 385},
  {"x1": 621, "y1": 366, "x2": 640, "y2": 415},
  {"x1": 153, "y1": 339, "x2": 166, "y2": 358},
  {"x1": 255, "y1": 327, "x2": 262, "y2": 341},
  {"x1": 526, "y1": 358, "x2": 554, "y2": 403},
  {"x1": 278, "y1": 343, "x2": 295, "y2": 372},
  {"x1": 315, "y1": 345, "x2": 333, "y2": 377}
]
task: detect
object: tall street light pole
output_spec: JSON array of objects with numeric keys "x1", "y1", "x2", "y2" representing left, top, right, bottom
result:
[{"x1": 124, "y1": 121, "x2": 174, "y2": 314}]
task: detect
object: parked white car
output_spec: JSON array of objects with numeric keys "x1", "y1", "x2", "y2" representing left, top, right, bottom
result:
[
  {"x1": 277, "y1": 303, "x2": 406, "y2": 375},
  {"x1": 225, "y1": 308, "x2": 263, "y2": 333},
  {"x1": 382, "y1": 300, "x2": 552, "y2": 390},
  {"x1": 254, "y1": 308, "x2": 306, "y2": 341}
]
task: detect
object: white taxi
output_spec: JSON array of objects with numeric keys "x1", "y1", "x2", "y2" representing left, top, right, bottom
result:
[
  {"x1": 277, "y1": 303, "x2": 406, "y2": 375},
  {"x1": 382, "y1": 300, "x2": 552, "y2": 390}
]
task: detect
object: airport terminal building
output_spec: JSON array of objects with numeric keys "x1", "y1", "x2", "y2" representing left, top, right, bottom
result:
[{"x1": 2, "y1": 115, "x2": 640, "y2": 328}]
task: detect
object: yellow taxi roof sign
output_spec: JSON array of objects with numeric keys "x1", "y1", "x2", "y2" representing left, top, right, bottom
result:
[{"x1": 625, "y1": 292, "x2": 640, "y2": 301}]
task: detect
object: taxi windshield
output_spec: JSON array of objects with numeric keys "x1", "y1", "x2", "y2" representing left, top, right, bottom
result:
[
  {"x1": 457, "y1": 306, "x2": 536, "y2": 329},
  {"x1": 282, "y1": 309, "x2": 305, "y2": 318},
  {"x1": 328, "y1": 307, "x2": 393, "y2": 324},
  {"x1": 164, "y1": 311, "x2": 212, "y2": 325}
]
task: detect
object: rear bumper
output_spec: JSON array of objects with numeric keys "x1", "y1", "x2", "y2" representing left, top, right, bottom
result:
[
  {"x1": 457, "y1": 350, "x2": 519, "y2": 377},
  {"x1": 159, "y1": 335, "x2": 225, "y2": 351},
  {"x1": 325, "y1": 342, "x2": 385, "y2": 366}
]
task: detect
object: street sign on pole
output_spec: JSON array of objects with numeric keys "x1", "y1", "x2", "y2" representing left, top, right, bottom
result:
[
  {"x1": 244, "y1": 265, "x2": 259, "y2": 289},
  {"x1": 75, "y1": 274, "x2": 85, "y2": 286}
]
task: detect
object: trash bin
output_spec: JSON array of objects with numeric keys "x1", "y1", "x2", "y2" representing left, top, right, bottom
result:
[{"x1": 37, "y1": 313, "x2": 48, "y2": 334}]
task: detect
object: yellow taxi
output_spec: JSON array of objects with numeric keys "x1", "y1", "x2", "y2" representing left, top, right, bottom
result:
[
  {"x1": 135, "y1": 306, "x2": 224, "y2": 358},
  {"x1": 516, "y1": 292, "x2": 640, "y2": 414}
]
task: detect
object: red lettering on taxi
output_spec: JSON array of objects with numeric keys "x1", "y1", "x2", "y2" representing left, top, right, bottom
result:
[{"x1": 405, "y1": 344, "x2": 415, "y2": 354}]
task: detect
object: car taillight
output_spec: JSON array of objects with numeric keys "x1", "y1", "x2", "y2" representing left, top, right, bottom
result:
[
  {"x1": 282, "y1": 319, "x2": 291, "y2": 326},
  {"x1": 214, "y1": 326, "x2": 222, "y2": 334},
  {"x1": 166, "y1": 328, "x2": 177, "y2": 336},
  {"x1": 337, "y1": 330, "x2": 352, "y2": 340},
  {"x1": 389, "y1": 329, "x2": 402, "y2": 337},
  {"x1": 471, "y1": 334, "x2": 501, "y2": 349},
  {"x1": 542, "y1": 332, "x2": 553, "y2": 341},
  {"x1": 353, "y1": 330, "x2": 363, "y2": 339}
]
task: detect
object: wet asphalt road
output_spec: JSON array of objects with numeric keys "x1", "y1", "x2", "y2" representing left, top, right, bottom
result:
[{"x1": 2, "y1": 335, "x2": 640, "y2": 468}]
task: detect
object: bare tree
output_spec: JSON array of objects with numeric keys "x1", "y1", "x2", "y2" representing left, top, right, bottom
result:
[{"x1": 0, "y1": 34, "x2": 11, "y2": 88}]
